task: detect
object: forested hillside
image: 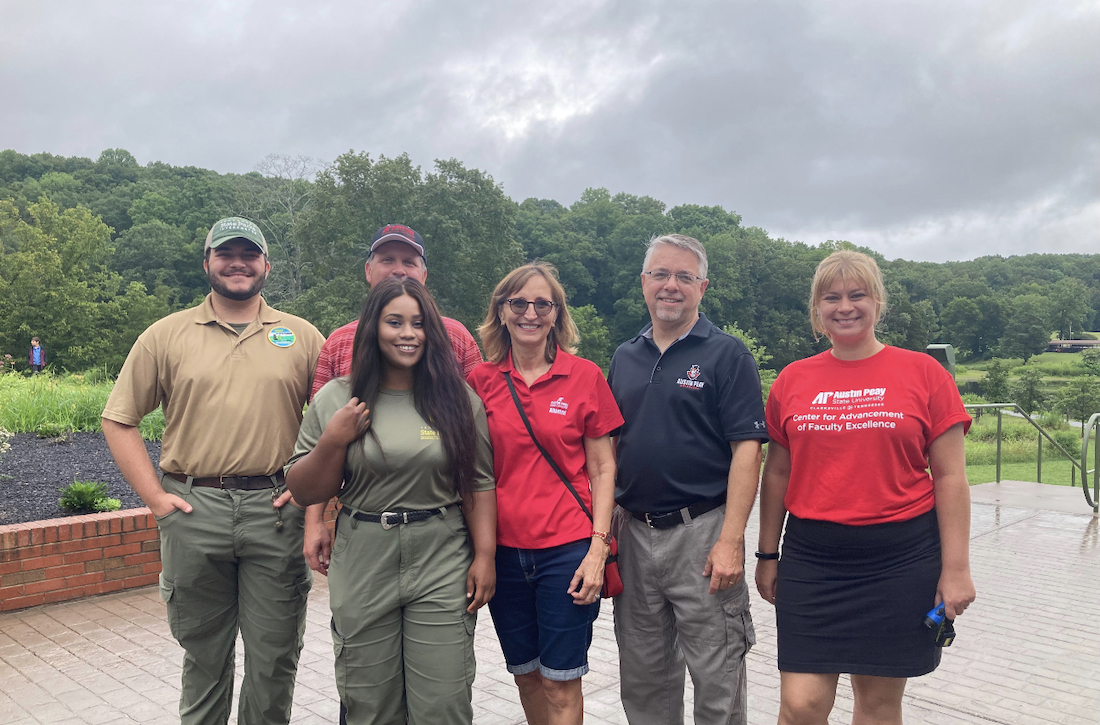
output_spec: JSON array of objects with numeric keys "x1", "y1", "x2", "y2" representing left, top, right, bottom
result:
[{"x1": 2, "y1": 148, "x2": 1097, "y2": 374}]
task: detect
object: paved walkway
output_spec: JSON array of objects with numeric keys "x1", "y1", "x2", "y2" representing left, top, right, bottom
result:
[{"x1": 1, "y1": 490, "x2": 1097, "y2": 724}]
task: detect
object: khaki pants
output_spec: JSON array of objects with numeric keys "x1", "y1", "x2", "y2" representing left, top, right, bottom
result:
[
  {"x1": 328, "y1": 507, "x2": 477, "y2": 725},
  {"x1": 157, "y1": 474, "x2": 311, "y2": 725},
  {"x1": 613, "y1": 504, "x2": 756, "y2": 725}
]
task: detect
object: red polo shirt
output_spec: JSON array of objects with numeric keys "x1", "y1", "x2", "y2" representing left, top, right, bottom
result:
[{"x1": 467, "y1": 349, "x2": 624, "y2": 549}]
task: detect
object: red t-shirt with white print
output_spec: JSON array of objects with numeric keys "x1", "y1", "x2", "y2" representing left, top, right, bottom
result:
[{"x1": 766, "y1": 346, "x2": 971, "y2": 526}]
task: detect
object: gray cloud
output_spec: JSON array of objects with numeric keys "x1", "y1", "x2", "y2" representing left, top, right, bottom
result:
[{"x1": 2, "y1": 0, "x2": 1096, "y2": 262}]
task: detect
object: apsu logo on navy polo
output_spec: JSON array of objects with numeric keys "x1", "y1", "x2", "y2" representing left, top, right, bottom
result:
[{"x1": 677, "y1": 364, "x2": 705, "y2": 390}]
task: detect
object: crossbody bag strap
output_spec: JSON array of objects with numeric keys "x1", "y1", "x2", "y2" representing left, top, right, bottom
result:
[{"x1": 504, "y1": 371, "x2": 593, "y2": 521}]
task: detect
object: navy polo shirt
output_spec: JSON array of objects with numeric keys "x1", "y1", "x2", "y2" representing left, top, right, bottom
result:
[{"x1": 608, "y1": 313, "x2": 768, "y2": 514}]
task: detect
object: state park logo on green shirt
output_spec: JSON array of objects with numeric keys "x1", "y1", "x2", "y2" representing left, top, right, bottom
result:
[
  {"x1": 268, "y1": 326, "x2": 297, "y2": 348},
  {"x1": 420, "y1": 427, "x2": 440, "y2": 440}
]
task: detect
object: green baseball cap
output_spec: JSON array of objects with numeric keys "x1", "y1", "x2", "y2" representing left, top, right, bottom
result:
[{"x1": 204, "y1": 217, "x2": 268, "y2": 255}]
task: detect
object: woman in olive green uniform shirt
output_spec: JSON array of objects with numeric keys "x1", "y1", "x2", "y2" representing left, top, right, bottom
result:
[{"x1": 286, "y1": 278, "x2": 496, "y2": 725}]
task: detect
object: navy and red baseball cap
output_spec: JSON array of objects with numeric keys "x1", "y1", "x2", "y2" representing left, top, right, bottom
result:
[{"x1": 370, "y1": 224, "x2": 426, "y2": 258}]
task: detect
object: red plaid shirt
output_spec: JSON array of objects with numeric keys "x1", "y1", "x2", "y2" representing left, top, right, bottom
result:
[{"x1": 311, "y1": 316, "x2": 482, "y2": 398}]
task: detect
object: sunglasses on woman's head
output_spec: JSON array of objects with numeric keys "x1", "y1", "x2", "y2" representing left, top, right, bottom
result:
[{"x1": 504, "y1": 298, "x2": 557, "y2": 316}]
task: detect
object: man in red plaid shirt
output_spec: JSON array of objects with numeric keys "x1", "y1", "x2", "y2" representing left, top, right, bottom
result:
[{"x1": 303, "y1": 224, "x2": 483, "y2": 573}]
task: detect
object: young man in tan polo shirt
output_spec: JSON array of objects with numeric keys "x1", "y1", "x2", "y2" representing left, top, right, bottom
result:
[{"x1": 102, "y1": 217, "x2": 325, "y2": 725}]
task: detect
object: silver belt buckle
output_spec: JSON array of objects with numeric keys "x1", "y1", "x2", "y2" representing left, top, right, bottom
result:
[
  {"x1": 380, "y1": 512, "x2": 399, "y2": 530},
  {"x1": 645, "y1": 513, "x2": 655, "y2": 528}
]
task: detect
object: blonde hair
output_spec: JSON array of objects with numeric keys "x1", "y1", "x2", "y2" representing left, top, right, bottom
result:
[
  {"x1": 479, "y1": 262, "x2": 579, "y2": 364},
  {"x1": 809, "y1": 250, "x2": 889, "y2": 339}
]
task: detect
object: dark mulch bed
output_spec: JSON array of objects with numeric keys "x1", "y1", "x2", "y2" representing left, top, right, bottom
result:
[{"x1": 0, "y1": 432, "x2": 159, "y2": 525}]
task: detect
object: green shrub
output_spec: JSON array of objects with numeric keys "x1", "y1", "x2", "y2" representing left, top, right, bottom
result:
[
  {"x1": 1037, "y1": 411, "x2": 1069, "y2": 429},
  {"x1": 1012, "y1": 360, "x2": 1087, "y2": 377},
  {"x1": 95, "y1": 497, "x2": 122, "y2": 513},
  {"x1": 35, "y1": 421, "x2": 71, "y2": 438},
  {"x1": 965, "y1": 436, "x2": 1037, "y2": 465},
  {"x1": 58, "y1": 480, "x2": 116, "y2": 514},
  {"x1": 967, "y1": 416, "x2": 1038, "y2": 443},
  {"x1": 1046, "y1": 429, "x2": 1081, "y2": 454}
]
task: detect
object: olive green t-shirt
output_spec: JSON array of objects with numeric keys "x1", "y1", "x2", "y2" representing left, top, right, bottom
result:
[{"x1": 287, "y1": 379, "x2": 495, "y2": 512}]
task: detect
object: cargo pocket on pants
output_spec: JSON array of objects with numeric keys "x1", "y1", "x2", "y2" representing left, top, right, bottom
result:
[
  {"x1": 462, "y1": 611, "x2": 477, "y2": 693},
  {"x1": 331, "y1": 618, "x2": 348, "y2": 700},
  {"x1": 295, "y1": 571, "x2": 313, "y2": 608},
  {"x1": 720, "y1": 597, "x2": 756, "y2": 669},
  {"x1": 158, "y1": 574, "x2": 181, "y2": 641}
]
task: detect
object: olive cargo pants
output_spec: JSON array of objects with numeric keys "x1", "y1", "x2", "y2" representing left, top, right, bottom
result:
[
  {"x1": 328, "y1": 506, "x2": 477, "y2": 725},
  {"x1": 158, "y1": 474, "x2": 312, "y2": 725}
]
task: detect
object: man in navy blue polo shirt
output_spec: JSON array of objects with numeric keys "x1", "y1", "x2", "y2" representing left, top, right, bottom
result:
[{"x1": 608, "y1": 233, "x2": 767, "y2": 725}]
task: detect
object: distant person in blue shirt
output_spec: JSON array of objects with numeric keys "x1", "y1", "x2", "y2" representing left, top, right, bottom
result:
[{"x1": 28, "y1": 337, "x2": 46, "y2": 373}]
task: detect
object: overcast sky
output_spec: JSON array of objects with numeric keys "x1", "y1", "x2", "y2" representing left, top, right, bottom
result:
[{"x1": 3, "y1": 0, "x2": 1097, "y2": 262}]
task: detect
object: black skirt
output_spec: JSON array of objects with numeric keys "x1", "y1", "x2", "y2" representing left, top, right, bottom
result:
[{"x1": 776, "y1": 510, "x2": 942, "y2": 677}]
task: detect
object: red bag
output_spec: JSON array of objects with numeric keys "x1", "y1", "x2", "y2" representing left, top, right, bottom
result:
[{"x1": 601, "y1": 535, "x2": 623, "y2": 598}]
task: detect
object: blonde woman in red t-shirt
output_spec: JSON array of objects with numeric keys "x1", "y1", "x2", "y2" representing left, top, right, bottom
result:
[{"x1": 756, "y1": 250, "x2": 976, "y2": 725}]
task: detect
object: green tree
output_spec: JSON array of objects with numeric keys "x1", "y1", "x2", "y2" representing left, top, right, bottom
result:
[
  {"x1": 1079, "y1": 348, "x2": 1100, "y2": 376},
  {"x1": 1011, "y1": 368, "x2": 1047, "y2": 415},
  {"x1": 571, "y1": 305, "x2": 612, "y2": 370},
  {"x1": 723, "y1": 322, "x2": 777, "y2": 398},
  {"x1": 233, "y1": 154, "x2": 322, "y2": 306},
  {"x1": 1050, "y1": 278, "x2": 1093, "y2": 340},
  {"x1": 998, "y1": 294, "x2": 1053, "y2": 363},
  {"x1": 939, "y1": 295, "x2": 1006, "y2": 359},
  {"x1": 416, "y1": 158, "x2": 523, "y2": 327},
  {"x1": 981, "y1": 359, "x2": 1011, "y2": 403},
  {"x1": 939, "y1": 298, "x2": 981, "y2": 356},
  {"x1": 113, "y1": 219, "x2": 205, "y2": 308},
  {"x1": 1053, "y1": 377, "x2": 1100, "y2": 426},
  {"x1": 290, "y1": 152, "x2": 520, "y2": 335},
  {"x1": 0, "y1": 197, "x2": 162, "y2": 370},
  {"x1": 879, "y1": 281, "x2": 934, "y2": 352}
]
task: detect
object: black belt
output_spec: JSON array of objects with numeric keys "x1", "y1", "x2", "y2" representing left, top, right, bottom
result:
[
  {"x1": 166, "y1": 471, "x2": 284, "y2": 490},
  {"x1": 629, "y1": 495, "x2": 726, "y2": 529},
  {"x1": 340, "y1": 503, "x2": 457, "y2": 530}
]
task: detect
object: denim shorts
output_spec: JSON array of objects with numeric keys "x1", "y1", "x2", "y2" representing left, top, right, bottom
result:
[{"x1": 488, "y1": 539, "x2": 600, "y2": 681}]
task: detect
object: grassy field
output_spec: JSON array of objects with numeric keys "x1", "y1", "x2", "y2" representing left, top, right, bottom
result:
[
  {"x1": 0, "y1": 372, "x2": 165, "y2": 439},
  {"x1": 957, "y1": 351, "x2": 1090, "y2": 383},
  {"x1": 964, "y1": 412, "x2": 1093, "y2": 486}
]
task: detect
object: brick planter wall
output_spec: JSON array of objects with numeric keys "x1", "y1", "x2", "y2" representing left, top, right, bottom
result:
[
  {"x1": 0, "y1": 509, "x2": 161, "y2": 612},
  {"x1": 0, "y1": 501, "x2": 339, "y2": 613}
]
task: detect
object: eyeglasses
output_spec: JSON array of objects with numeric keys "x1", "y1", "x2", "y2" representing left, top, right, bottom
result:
[
  {"x1": 504, "y1": 298, "x2": 557, "y2": 316},
  {"x1": 643, "y1": 270, "x2": 704, "y2": 285}
]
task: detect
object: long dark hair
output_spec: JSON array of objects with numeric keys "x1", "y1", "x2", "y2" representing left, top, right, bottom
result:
[{"x1": 349, "y1": 278, "x2": 477, "y2": 496}]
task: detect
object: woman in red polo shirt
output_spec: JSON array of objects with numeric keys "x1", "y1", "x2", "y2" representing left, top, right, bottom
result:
[
  {"x1": 468, "y1": 262, "x2": 623, "y2": 725},
  {"x1": 755, "y1": 250, "x2": 976, "y2": 725}
]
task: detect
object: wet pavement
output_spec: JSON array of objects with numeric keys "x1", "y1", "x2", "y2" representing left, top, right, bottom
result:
[{"x1": 1, "y1": 489, "x2": 1097, "y2": 724}]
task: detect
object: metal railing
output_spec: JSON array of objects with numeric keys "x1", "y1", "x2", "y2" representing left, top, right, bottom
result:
[{"x1": 965, "y1": 403, "x2": 1099, "y2": 514}]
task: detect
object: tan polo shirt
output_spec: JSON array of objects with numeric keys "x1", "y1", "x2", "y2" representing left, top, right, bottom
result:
[{"x1": 103, "y1": 294, "x2": 325, "y2": 477}]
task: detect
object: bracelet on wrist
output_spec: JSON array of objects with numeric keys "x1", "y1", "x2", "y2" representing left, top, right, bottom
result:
[
  {"x1": 592, "y1": 530, "x2": 611, "y2": 545},
  {"x1": 754, "y1": 550, "x2": 780, "y2": 560}
]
